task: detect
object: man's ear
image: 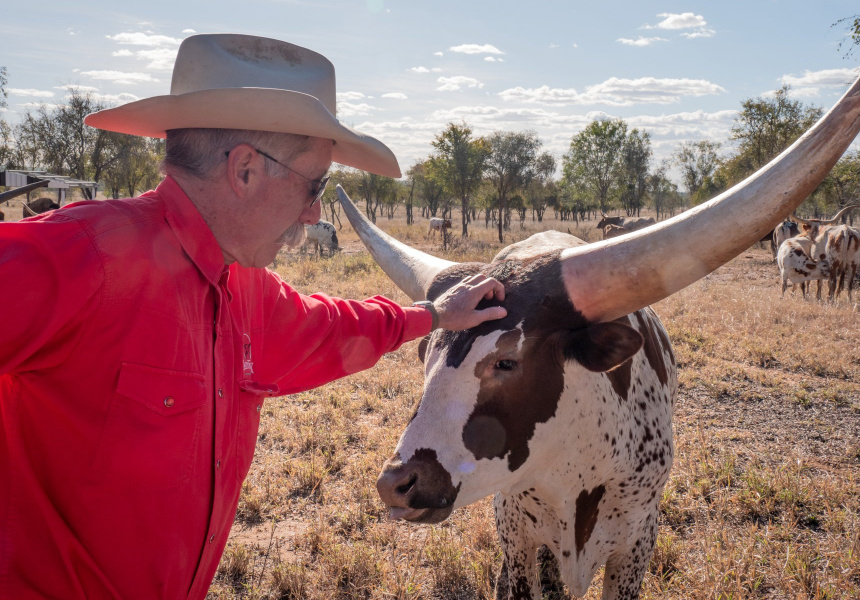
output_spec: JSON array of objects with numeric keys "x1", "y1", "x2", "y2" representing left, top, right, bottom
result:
[
  {"x1": 225, "y1": 144, "x2": 260, "y2": 197},
  {"x1": 560, "y1": 321, "x2": 644, "y2": 373},
  {"x1": 417, "y1": 335, "x2": 430, "y2": 364}
]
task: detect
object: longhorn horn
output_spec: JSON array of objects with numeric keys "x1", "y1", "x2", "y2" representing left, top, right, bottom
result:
[
  {"x1": 560, "y1": 74, "x2": 860, "y2": 324},
  {"x1": 790, "y1": 211, "x2": 812, "y2": 225},
  {"x1": 336, "y1": 186, "x2": 459, "y2": 301},
  {"x1": 819, "y1": 203, "x2": 860, "y2": 225}
]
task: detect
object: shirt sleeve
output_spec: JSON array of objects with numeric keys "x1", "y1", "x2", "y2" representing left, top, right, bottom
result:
[
  {"x1": 0, "y1": 216, "x2": 105, "y2": 374},
  {"x1": 252, "y1": 269, "x2": 431, "y2": 395}
]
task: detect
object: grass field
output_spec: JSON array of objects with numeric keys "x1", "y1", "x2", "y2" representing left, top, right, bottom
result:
[{"x1": 200, "y1": 209, "x2": 859, "y2": 599}]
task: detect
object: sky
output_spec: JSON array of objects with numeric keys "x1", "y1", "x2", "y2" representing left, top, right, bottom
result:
[{"x1": 2, "y1": 0, "x2": 860, "y2": 183}]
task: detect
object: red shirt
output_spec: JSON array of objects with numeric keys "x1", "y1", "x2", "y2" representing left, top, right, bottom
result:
[{"x1": 0, "y1": 177, "x2": 430, "y2": 599}]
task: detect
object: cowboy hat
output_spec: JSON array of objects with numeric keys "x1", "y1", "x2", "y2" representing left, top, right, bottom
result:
[{"x1": 84, "y1": 33, "x2": 401, "y2": 178}]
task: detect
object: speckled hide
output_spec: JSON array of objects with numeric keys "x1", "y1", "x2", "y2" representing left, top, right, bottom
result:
[
  {"x1": 302, "y1": 219, "x2": 339, "y2": 256},
  {"x1": 376, "y1": 232, "x2": 678, "y2": 600}
]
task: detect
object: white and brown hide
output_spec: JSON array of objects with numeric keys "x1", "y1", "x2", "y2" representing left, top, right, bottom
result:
[
  {"x1": 377, "y1": 233, "x2": 676, "y2": 600},
  {"x1": 777, "y1": 236, "x2": 830, "y2": 298}
]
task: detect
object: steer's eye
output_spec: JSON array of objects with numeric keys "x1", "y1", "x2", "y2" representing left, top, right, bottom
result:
[{"x1": 495, "y1": 359, "x2": 517, "y2": 371}]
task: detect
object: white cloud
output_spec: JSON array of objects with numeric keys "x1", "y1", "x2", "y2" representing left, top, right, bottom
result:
[
  {"x1": 781, "y1": 68, "x2": 860, "y2": 88},
  {"x1": 112, "y1": 49, "x2": 134, "y2": 57},
  {"x1": 382, "y1": 93, "x2": 408, "y2": 100},
  {"x1": 449, "y1": 44, "x2": 504, "y2": 55},
  {"x1": 653, "y1": 12, "x2": 707, "y2": 30},
  {"x1": 337, "y1": 102, "x2": 378, "y2": 117},
  {"x1": 498, "y1": 77, "x2": 725, "y2": 106},
  {"x1": 408, "y1": 66, "x2": 441, "y2": 73},
  {"x1": 80, "y1": 70, "x2": 159, "y2": 85},
  {"x1": 8, "y1": 88, "x2": 55, "y2": 98},
  {"x1": 107, "y1": 32, "x2": 182, "y2": 47},
  {"x1": 182, "y1": 29, "x2": 196, "y2": 34},
  {"x1": 617, "y1": 36, "x2": 668, "y2": 47},
  {"x1": 434, "y1": 51, "x2": 443, "y2": 57},
  {"x1": 436, "y1": 76, "x2": 484, "y2": 92},
  {"x1": 484, "y1": 56, "x2": 504, "y2": 62},
  {"x1": 55, "y1": 84, "x2": 100, "y2": 92},
  {"x1": 18, "y1": 102, "x2": 61, "y2": 111},
  {"x1": 549, "y1": 44, "x2": 560, "y2": 49},
  {"x1": 90, "y1": 92, "x2": 141, "y2": 105},
  {"x1": 135, "y1": 48, "x2": 178, "y2": 70},
  {"x1": 681, "y1": 29, "x2": 716, "y2": 39},
  {"x1": 338, "y1": 91, "x2": 367, "y2": 101}
]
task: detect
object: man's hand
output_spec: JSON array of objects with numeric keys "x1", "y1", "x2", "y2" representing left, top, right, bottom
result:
[{"x1": 433, "y1": 274, "x2": 506, "y2": 331}]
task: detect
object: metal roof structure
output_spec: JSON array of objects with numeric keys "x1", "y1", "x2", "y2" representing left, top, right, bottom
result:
[{"x1": 0, "y1": 169, "x2": 99, "y2": 205}]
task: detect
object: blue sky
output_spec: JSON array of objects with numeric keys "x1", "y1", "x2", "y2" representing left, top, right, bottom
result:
[{"x1": 2, "y1": 0, "x2": 859, "y2": 182}]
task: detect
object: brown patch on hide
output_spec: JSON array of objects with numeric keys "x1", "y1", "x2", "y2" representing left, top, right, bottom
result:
[{"x1": 575, "y1": 485, "x2": 605, "y2": 557}]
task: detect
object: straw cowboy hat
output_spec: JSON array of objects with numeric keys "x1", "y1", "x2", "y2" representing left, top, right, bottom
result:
[{"x1": 84, "y1": 33, "x2": 401, "y2": 178}]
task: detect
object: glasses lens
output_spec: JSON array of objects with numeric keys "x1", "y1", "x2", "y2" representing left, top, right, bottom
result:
[{"x1": 311, "y1": 176, "x2": 330, "y2": 206}]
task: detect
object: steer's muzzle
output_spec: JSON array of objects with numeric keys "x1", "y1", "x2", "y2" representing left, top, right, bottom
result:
[{"x1": 376, "y1": 449, "x2": 459, "y2": 524}]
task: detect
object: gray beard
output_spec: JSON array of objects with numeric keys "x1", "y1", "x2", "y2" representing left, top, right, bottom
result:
[{"x1": 280, "y1": 221, "x2": 307, "y2": 249}]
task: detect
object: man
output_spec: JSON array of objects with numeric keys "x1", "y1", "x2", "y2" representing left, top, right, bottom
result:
[{"x1": 0, "y1": 34, "x2": 505, "y2": 599}]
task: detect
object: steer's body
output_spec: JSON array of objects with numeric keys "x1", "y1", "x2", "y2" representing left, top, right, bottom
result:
[
  {"x1": 302, "y1": 219, "x2": 339, "y2": 256},
  {"x1": 379, "y1": 232, "x2": 677, "y2": 599}
]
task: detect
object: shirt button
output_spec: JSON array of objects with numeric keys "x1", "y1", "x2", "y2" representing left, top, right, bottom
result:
[
  {"x1": 216, "y1": 459, "x2": 221, "y2": 469},
  {"x1": 218, "y1": 388, "x2": 224, "y2": 398},
  {"x1": 209, "y1": 534, "x2": 215, "y2": 544},
  {"x1": 163, "y1": 396, "x2": 175, "y2": 408}
]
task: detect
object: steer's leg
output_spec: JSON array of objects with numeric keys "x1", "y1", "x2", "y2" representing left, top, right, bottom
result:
[
  {"x1": 601, "y1": 511, "x2": 658, "y2": 600},
  {"x1": 494, "y1": 493, "x2": 540, "y2": 600}
]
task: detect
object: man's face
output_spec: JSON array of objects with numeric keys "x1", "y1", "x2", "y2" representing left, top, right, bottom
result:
[{"x1": 238, "y1": 136, "x2": 332, "y2": 268}]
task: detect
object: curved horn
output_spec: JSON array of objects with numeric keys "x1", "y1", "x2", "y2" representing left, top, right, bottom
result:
[
  {"x1": 561, "y1": 74, "x2": 860, "y2": 323},
  {"x1": 819, "y1": 203, "x2": 860, "y2": 225},
  {"x1": 790, "y1": 211, "x2": 812, "y2": 225},
  {"x1": 336, "y1": 185, "x2": 458, "y2": 301}
]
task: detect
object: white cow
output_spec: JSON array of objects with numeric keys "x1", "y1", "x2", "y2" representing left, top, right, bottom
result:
[
  {"x1": 777, "y1": 236, "x2": 830, "y2": 298},
  {"x1": 301, "y1": 220, "x2": 339, "y2": 256},
  {"x1": 427, "y1": 217, "x2": 452, "y2": 241},
  {"x1": 337, "y1": 72, "x2": 860, "y2": 600},
  {"x1": 820, "y1": 224, "x2": 860, "y2": 302}
]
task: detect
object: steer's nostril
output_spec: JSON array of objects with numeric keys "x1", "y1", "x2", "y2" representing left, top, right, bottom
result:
[{"x1": 396, "y1": 473, "x2": 418, "y2": 496}]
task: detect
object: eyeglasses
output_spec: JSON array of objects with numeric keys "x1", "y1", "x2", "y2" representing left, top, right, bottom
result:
[{"x1": 225, "y1": 147, "x2": 330, "y2": 207}]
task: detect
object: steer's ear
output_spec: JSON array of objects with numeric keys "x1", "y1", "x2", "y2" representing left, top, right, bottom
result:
[
  {"x1": 417, "y1": 335, "x2": 431, "y2": 363},
  {"x1": 561, "y1": 322, "x2": 643, "y2": 373}
]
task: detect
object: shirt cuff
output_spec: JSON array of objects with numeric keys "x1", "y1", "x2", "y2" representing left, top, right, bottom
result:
[{"x1": 403, "y1": 305, "x2": 434, "y2": 340}]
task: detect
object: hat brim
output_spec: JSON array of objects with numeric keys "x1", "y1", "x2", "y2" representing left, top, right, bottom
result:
[{"x1": 84, "y1": 88, "x2": 401, "y2": 178}]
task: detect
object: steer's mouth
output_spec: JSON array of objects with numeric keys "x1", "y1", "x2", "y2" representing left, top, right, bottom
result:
[{"x1": 387, "y1": 504, "x2": 455, "y2": 524}]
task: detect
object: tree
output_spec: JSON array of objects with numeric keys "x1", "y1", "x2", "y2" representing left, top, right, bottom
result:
[
  {"x1": 484, "y1": 131, "x2": 541, "y2": 243},
  {"x1": 15, "y1": 88, "x2": 131, "y2": 197},
  {"x1": 648, "y1": 160, "x2": 683, "y2": 219},
  {"x1": 562, "y1": 118, "x2": 628, "y2": 214},
  {"x1": 102, "y1": 137, "x2": 162, "y2": 198},
  {"x1": 0, "y1": 66, "x2": 10, "y2": 168},
  {"x1": 674, "y1": 140, "x2": 721, "y2": 204},
  {"x1": 619, "y1": 129, "x2": 651, "y2": 216},
  {"x1": 428, "y1": 122, "x2": 487, "y2": 237},
  {"x1": 409, "y1": 160, "x2": 446, "y2": 218},
  {"x1": 525, "y1": 152, "x2": 556, "y2": 223},
  {"x1": 354, "y1": 172, "x2": 396, "y2": 223}
]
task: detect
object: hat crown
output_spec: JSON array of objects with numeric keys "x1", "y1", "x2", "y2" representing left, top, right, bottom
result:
[{"x1": 170, "y1": 34, "x2": 337, "y2": 115}]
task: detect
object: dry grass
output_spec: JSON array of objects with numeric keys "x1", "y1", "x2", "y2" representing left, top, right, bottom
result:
[{"x1": 200, "y1": 210, "x2": 858, "y2": 599}]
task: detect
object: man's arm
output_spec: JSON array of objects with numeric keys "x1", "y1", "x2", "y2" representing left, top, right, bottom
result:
[{"x1": 0, "y1": 217, "x2": 104, "y2": 374}]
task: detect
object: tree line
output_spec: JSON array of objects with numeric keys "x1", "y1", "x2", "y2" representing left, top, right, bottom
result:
[{"x1": 2, "y1": 67, "x2": 858, "y2": 228}]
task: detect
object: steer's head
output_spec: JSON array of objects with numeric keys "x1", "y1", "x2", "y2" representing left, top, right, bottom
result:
[{"x1": 337, "y1": 73, "x2": 860, "y2": 524}]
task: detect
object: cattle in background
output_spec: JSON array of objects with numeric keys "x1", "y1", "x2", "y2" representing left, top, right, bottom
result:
[
  {"x1": 771, "y1": 219, "x2": 800, "y2": 260},
  {"x1": 338, "y1": 75, "x2": 860, "y2": 599},
  {"x1": 301, "y1": 219, "x2": 339, "y2": 257},
  {"x1": 22, "y1": 197, "x2": 60, "y2": 218},
  {"x1": 427, "y1": 217, "x2": 452, "y2": 241},
  {"x1": 0, "y1": 208, "x2": 4, "y2": 222},
  {"x1": 820, "y1": 224, "x2": 860, "y2": 302},
  {"x1": 595, "y1": 213, "x2": 654, "y2": 235},
  {"x1": 791, "y1": 204, "x2": 859, "y2": 300},
  {"x1": 602, "y1": 223, "x2": 629, "y2": 239},
  {"x1": 777, "y1": 236, "x2": 830, "y2": 298}
]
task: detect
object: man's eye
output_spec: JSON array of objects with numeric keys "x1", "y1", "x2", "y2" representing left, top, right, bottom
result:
[{"x1": 495, "y1": 359, "x2": 517, "y2": 371}]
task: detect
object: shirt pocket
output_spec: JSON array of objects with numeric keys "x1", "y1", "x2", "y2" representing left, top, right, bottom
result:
[
  {"x1": 89, "y1": 362, "x2": 208, "y2": 490},
  {"x1": 235, "y1": 380, "x2": 275, "y2": 483}
]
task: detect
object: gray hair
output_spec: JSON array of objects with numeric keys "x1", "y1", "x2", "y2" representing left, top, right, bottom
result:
[{"x1": 162, "y1": 128, "x2": 311, "y2": 179}]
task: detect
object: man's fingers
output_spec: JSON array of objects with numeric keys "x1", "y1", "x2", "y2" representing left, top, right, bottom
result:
[
  {"x1": 479, "y1": 306, "x2": 507, "y2": 322},
  {"x1": 470, "y1": 276, "x2": 505, "y2": 301}
]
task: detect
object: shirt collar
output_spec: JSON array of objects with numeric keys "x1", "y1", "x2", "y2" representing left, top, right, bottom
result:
[{"x1": 150, "y1": 176, "x2": 227, "y2": 286}]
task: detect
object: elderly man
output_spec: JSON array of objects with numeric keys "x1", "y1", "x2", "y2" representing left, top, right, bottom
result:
[{"x1": 0, "y1": 34, "x2": 505, "y2": 599}]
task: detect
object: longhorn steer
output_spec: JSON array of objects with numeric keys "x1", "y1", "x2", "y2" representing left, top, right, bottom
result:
[
  {"x1": 776, "y1": 236, "x2": 830, "y2": 298},
  {"x1": 595, "y1": 213, "x2": 654, "y2": 234},
  {"x1": 791, "y1": 204, "x2": 860, "y2": 300},
  {"x1": 22, "y1": 197, "x2": 60, "y2": 218},
  {"x1": 301, "y1": 219, "x2": 339, "y2": 256},
  {"x1": 428, "y1": 217, "x2": 452, "y2": 241},
  {"x1": 821, "y1": 224, "x2": 860, "y2": 301},
  {"x1": 772, "y1": 219, "x2": 800, "y2": 260},
  {"x1": 337, "y1": 73, "x2": 860, "y2": 600}
]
